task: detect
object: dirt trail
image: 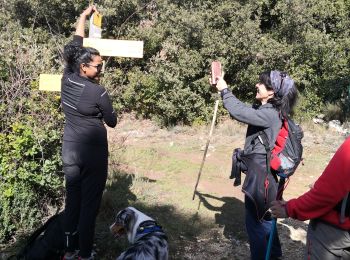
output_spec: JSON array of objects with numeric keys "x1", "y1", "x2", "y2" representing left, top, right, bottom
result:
[{"x1": 106, "y1": 114, "x2": 346, "y2": 259}]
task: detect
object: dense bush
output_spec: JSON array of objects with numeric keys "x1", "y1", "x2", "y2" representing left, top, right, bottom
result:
[
  {"x1": 0, "y1": 120, "x2": 63, "y2": 241},
  {"x1": 0, "y1": 2, "x2": 65, "y2": 242},
  {"x1": 94, "y1": 0, "x2": 350, "y2": 123},
  {"x1": 1, "y1": 0, "x2": 350, "y2": 242}
]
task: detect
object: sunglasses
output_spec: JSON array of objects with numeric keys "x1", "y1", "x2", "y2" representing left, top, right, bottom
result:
[{"x1": 85, "y1": 63, "x2": 103, "y2": 71}]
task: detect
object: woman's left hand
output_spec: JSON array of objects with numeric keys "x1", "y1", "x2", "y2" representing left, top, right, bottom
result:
[{"x1": 81, "y1": 5, "x2": 98, "y2": 17}]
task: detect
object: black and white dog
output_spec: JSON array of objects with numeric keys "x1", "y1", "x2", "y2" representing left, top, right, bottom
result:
[{"x1": 110, "y1": 207, "x2": 168, "y2": 260}]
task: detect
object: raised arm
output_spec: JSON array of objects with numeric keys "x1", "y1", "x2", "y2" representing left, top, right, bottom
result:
[
  {"x1": 215, "y1": 77, "x2": 277, "y2": 127},
  {"x1": 75, "y1": 5, "x2": 98, "y2": 37}
]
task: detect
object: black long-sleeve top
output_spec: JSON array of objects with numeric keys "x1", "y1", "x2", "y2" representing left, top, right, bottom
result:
[{"x1": 61, "y1": 35, "x2": 117, "y2": 146}]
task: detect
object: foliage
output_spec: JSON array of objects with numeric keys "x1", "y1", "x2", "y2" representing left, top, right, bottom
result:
[
  {"x1": 96, "y1": 0, "x2": 350, "y2": 123},
  {"x1": 3, "y1": 0, "x2": 348, "y2": 124},
  {"x1": 0, "y1": 121, "x2": 63, "y2": 241},
  {"x1": 0, "y1": 82, "x2": 64, "y2": 241},
  {"x1": 0, "y1": 2, "x2": 64, "y2": 242}
]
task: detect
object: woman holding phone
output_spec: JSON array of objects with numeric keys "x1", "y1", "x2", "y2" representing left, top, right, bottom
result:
[{"x1": 213, "y1": 71, "x2": 297, "y2": 259}]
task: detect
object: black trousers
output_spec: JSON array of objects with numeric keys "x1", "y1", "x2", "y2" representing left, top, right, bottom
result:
[{"x1": 62, "y1": 141, "x2": 108, "y2": 258}]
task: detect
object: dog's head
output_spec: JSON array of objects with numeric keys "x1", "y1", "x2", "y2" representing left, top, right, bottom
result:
[
  {"x1": 110, "y1": 207, "x2": 155, "y2": 244},
  {"x1": 110, "y1": 207, "x2": 134, "y2": 239}
]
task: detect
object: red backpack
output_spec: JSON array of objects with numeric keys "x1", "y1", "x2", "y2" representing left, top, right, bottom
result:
[{"x1": 260, "y1": 117, "x2": 304, "y2": 177}]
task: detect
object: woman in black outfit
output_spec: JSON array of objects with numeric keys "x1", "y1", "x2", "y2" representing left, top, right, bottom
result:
[{"x1": 61, "y1": 6, "x2": 117, "y2": 260}]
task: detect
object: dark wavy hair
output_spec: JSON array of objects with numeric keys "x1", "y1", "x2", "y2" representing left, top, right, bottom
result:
[
  {"x1": 258, "y1": 71, "x2": 298, "y2": 117},
  {"x1": 63, "y1": 43, "x2": 100, "y2": 73}
]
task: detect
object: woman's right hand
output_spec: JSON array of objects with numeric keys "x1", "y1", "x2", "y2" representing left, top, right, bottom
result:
[
  {"x1": 215, "y1": 76, "x2": 228, "y2": 91},
  {"x1": 81, "y1": 5, "x2": 98, "y2": 17}
]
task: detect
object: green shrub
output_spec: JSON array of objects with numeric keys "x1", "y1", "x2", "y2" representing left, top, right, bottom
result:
[
  {"x1": 294, "y1": 90, "x2": 323, "y2": 121},
  {"x1": 0, "y1": 6, "x2": 65, "y2": 238},
  {"x1": 0, "y1": 120, "x2": 63, "y2": 242}
]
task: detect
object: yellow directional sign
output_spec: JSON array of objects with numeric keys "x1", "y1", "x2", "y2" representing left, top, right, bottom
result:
[
  {"x1": 40, "y1": 8, "x2": 143, "y2": 92},
  {"x1": 89, "y1": 12, "x2": 102, "y2": 38},
  {"x1": 93, "y1": 13, "x2": 102, "y2": 28},
  {"x1": 39, "y1": 74, "x2": 62, "y2": 91}
]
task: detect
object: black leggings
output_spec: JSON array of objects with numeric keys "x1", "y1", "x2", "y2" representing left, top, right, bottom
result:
[{"x1": 62, "y1": 141, "x2": 108, "y2": 258}]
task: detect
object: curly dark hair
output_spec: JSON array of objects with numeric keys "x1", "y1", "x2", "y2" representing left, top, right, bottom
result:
[{"x1": 63, "y1": 43, "x2": 100, "y2": 73}]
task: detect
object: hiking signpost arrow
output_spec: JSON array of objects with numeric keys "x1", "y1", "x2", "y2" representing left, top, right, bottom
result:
[{"x1": 39, "y1": 11, "x2": 143, "y2": 92}]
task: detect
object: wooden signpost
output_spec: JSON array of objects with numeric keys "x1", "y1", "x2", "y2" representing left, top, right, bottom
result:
[{"x1": 39, "y1": 11, "x2": 143, "y2": 92}]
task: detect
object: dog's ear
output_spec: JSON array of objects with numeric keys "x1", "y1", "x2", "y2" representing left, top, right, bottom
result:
[
  {"x1": 116, "y1": 209, "x2": 128, "y2": 221},
  {"x1": 116, "y1": 208, "x2": 129, "y2": 219},
  {"x1": 123, "y1": 209, "x2": 135, "y2": 230},
  {"x1": 116, "y1": 208, "x2": 135, "y2": 228}
]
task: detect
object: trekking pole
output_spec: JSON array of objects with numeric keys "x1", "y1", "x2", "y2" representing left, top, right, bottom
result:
[
  {"x1": 192, "y1": 98, "x2": 219, "y2": 200},
  {"x1": 265, "y1": 175, "x2": 286, "y2": 260}
]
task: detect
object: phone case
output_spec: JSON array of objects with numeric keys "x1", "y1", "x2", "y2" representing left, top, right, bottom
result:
[{"x1": 211, "y1": 61, "x2": 222, "y2": 85}]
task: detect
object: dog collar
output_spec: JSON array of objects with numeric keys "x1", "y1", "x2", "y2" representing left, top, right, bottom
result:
[{"x1": 136, "y1": 224, "x2": 163, "y2": 235}]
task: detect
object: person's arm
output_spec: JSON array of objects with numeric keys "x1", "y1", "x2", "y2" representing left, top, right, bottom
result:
[
  {"x1": 97, "y1": 88, "x2": 117, "y2": 128},
  {"x1": 222, "y1": 92, "x2": 276, "y2": 127},
  {"x1": 75, "y1": 5, "x2": 97, "y2": 37},
  {"x1": 63, "y1": 6, "x2": 98, "y2": 75},
  {"x1": 214, "y1": 77, "x2": 276, "y2": 127},
  {"x1": 272, "y1": 138, "x2": 350, "y2": 220}
]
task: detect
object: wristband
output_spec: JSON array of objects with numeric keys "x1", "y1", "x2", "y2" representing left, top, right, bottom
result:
[{"x1": 220, "y1": 88, "x2": 229, "y2": 98}]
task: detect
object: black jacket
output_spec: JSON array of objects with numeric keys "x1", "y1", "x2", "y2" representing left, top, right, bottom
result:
[{"x1": 61, "y1": 36, "x2": 117, "y2": 146}]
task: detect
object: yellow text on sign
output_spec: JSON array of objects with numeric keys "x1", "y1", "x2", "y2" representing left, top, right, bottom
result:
[{"x1": 93, "y1": 13, "x2": 102, "y2": 28}]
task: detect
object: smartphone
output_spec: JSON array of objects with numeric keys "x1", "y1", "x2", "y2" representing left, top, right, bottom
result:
[{"x1": 211, "y1": 61, "x2": 222, "y2": 85}]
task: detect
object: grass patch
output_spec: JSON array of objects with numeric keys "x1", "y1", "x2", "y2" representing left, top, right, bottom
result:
[{"x1": 2, "y1": 116, "x2": 347, "y2": 259}]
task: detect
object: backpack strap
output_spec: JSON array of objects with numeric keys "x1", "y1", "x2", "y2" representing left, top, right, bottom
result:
[{"x1": 258, "y1": 131, "x2": 278, "y2": 184}]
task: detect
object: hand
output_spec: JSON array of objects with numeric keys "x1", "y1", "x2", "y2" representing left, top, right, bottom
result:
[
  {"x1": 81, "y1": 5, "x2": 98, "y2": 17},
  {"x1": 213, "y1": 76, "x2": 228, "y2": 91},
  {"x1": 76, "y1": 5, "x2": 98, "y2": 37},
  {"x1": 270, "y1": 200, "x2": 288, "y2": 218}
]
